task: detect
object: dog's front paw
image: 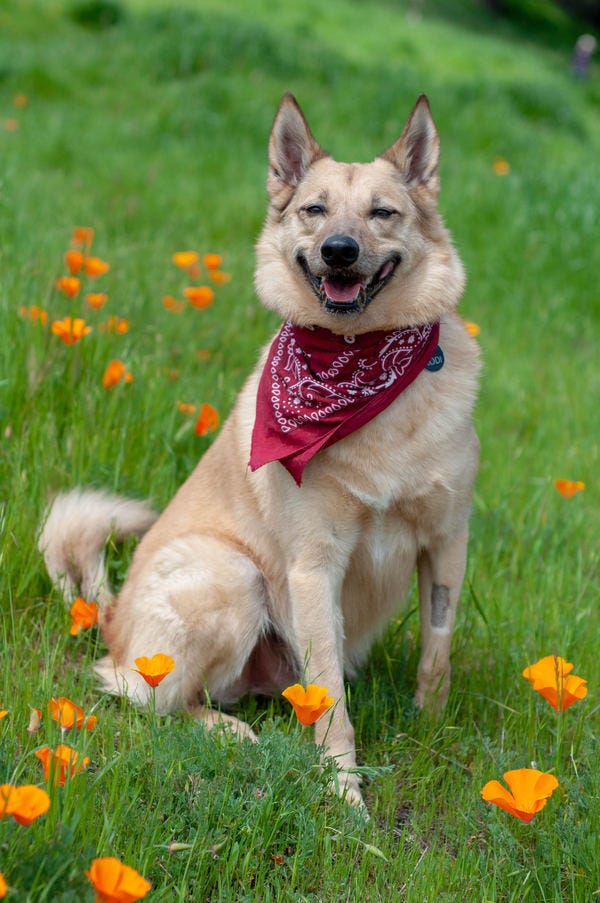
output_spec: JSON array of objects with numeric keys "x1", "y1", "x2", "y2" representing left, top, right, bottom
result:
[
  {"x1": 341, "y1": 782, "x2": 366, "y2": 811},
  {"x1": 329, "y1": 770, "x2": 367, "y2": 812}
]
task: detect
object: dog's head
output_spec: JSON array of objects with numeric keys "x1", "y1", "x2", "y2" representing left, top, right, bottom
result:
[{"x1": 255, "y1": 94, "x2": 465, "y2": 334}]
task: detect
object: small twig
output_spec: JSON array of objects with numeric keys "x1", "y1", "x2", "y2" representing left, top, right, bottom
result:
[
  {"x1": 569, "y1": 742, "x2": 579, "y2": 779},
  {"x1": 394, "y1": 731, "x2": 472, "y2": 773},
  {"x1": 398, "y1": 846, "x2": 428, "y2": 894},
  {"x1": 472, "y1": 719, "x2": 501, "y2": 770},
  {"x1": 467, "y1": 693, "x2": 521, "y2": 715},
  {"x1": 583, "y1": 702, "x2": 600, "y2": 719}
]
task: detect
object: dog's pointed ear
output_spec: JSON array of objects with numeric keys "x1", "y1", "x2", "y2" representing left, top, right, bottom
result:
[
  {"x1": 380, "y1": 95, "x2": 440, "y2": 195},
  {"x1": 267, "y1": 94, "x2": 326, "y2": 196}
]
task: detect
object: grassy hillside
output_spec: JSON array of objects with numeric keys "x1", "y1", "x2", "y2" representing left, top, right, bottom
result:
[{"x1": 1, "y1": 0, "x2": 599, "y2": 899}]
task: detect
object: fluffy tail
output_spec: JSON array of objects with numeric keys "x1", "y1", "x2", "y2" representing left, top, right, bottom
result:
[{"x1": 38, "y1": 488, "x2": 158, "y2": 607}]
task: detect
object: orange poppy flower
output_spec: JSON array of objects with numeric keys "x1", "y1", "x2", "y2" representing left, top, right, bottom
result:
[
  {"x1": 27, "y1": 707, "x2": 43, "y2": 735},
  {"x1": 0, "y1": 870, "x2": 6, "y2": 898},
  {"x1": 99, "y1": 315, "x2": 129, "y2": 335},
  {"x1": 184, "y1": 285, "x2": 215, "y2": 309},
  {"x1": 0, "y1": 709, "x2": 7, "y2": 720},
  {"x1": 35, "y1": 744, "x2": 89, "y2": 786},
  {"x1": 85, "y1": 256, "x2": 110, "y2": 278},
  {"x1": 554, "y1": 479, "x2": 585, "y2": 499},
  {"x1": 177, "y1": 401, "x2": 196, "y2": 415},
  {"x1": 102, "y1": 360, "x2": 133, "y2": 389},
  {"x1": 194, "y1": 403, "x2": 219, "y2": 436},
  {"x1": 69, "y1": 596, "x2": 99, "y2": 635},
  {"x1": 48, "y1": 697, "x2": 97, "y2": 731},
  {"x1": 55, "y1": 276, "x2": 82, "y2": 298},
  {"x1": 464, "y1": 320, "x2": 480, "y2": 337},
  {"x1": 197, "y1": 349, "x2": 211, "y2": 361},
  {"x1": 106, "y1": 315, "x2": 129, "y2": 334},
  {"x1": 86, "y1": 292, "x2": 108, "y2": 311},
  {"x1": 162, "y1": 295, "x2": 186, "y2": 313},
  {"x1": 187, "y1": 262, "x2": 201, "y2": 280},
  {"x1": 208, "y1": 270, "x2": 231, "y2": 285},
  {"x1": 19, "y1": 305, "x2": 48, "y2": 324},
  {"x1": 203, "y1": 253, "x2": 222, "y2": 270},
  {"x1": 71, "y1": 226, "x2": 95, "y2": 249},
  {"x1": 0, "y1": 783, "x2": 51, "y2": 826},
  {"x1": 9, "y1": 785, "x2": 51, "y2": 826},
  {"x1": 522, "y1": 655, "x2": 587, "y2": 711},
  {"x1": 172, "y1": 251, "x2": 199, "y2": 270},
  {"x1": 3, "y1": 119, "x2": 18, "y2": 132},
  {"x1": 0, "y1": 784, "x2": 12, "y2": 817},
  {"x1": 481, "y1": 768, "x2": 559, "y2": 822},
  {"x1": 85, "y1": 856, "x2": 151, "y2": 903},
  {"x1": 282, "y1": 683, "x2": 334, "y2": 725},
  {"x1": 493, "y1": 157, "x2": 510, "y2": 176},
  {"x1": 65, "y1": 250, "x2": 85, "y2": 275},
  {"x1": 51, "y1": 316, "x2": 92, "y2": 345},
  {"x1": 13, "y1": 93, "x2": 28, "y2": 108},
  {"x1": 132, "y1": 654, "x2": 175, "y2": 688}
]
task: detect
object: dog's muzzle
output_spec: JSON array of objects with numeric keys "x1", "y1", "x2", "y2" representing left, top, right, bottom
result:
[{"x1": 298, "y1": 237, "x2": 400, "y2": 315}]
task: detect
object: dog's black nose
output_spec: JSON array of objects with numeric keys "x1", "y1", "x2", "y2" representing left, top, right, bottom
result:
[{"x1": 320, "y1": 235, "x2": 360, "y2": 268}]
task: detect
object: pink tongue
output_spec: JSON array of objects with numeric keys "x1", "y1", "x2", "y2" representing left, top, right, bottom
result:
[{"x1": 323, "y1": 280, "x2": 362, "y2": 303}]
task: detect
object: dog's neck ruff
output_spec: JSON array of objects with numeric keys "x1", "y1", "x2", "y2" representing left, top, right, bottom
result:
[{"x1": 249, "y1": 320, "x2": 440, "y2": 485}]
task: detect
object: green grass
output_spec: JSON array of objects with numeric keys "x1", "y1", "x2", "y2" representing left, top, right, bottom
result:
[{"x1": 1, "y1": 0, "x2": 600, "y2": 899}]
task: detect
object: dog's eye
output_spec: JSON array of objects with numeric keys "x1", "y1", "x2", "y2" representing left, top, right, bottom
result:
[
  {"x1": 303, "y1": 204, "x2": 326, "y2": 216},
  {"x1": 371, "y1": 208, "x2": 395, "y2": 219}
]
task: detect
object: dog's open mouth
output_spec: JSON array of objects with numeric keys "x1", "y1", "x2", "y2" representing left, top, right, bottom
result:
[{"x1": 297, "y1": 255, "x2": 399, "y2": 314}]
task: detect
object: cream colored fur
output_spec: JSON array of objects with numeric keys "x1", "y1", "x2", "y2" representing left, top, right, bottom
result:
[{"x1": 39, "y1": 94, "x2": 480, "y2": 808}]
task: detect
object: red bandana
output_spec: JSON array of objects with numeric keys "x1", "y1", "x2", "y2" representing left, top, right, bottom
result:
[{"x1": 249, "y1": 320, "x2": 440, "y2": 485}]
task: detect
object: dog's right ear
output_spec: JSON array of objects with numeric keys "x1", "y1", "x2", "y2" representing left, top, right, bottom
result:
[{"x1": 267, "y1": 94, "x2": 326, "y2": 198}]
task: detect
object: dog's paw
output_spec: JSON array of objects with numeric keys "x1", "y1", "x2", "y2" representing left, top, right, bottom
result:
[
  {"x1": 328, "y1": 771, "x2": 367, "y2": 814},
  {"x1": 342, "y1": 783, "x2": 367, "y2": 812},
  {"x1": 190, "y1": 706, "x2": 258, "y2": 742}
]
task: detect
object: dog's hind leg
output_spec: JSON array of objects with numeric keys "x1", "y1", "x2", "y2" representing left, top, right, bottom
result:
[{"x1": 97, "y1": 534, "x2": 269, "y2": 738}]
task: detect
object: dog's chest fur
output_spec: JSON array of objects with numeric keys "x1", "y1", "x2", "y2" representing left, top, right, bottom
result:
[
  {"x1": 323, "y1": 320, "x2": 477, "y2": 519},
  {"x1": 298, "y1": 318, "x2": 480, "y2": 659}
]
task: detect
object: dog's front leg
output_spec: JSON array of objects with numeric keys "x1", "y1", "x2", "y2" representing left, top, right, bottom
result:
[
  {"x1": 287, "y1": 562, "x2": 362, "y2": 807},
  {"x1": 415, "y1": 528, "x2": 470, "y2": 711}
]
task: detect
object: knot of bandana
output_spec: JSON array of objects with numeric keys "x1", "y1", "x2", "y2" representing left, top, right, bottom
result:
[{"x1": 249, "y1": 320, "x2": 440, "y2": 485}]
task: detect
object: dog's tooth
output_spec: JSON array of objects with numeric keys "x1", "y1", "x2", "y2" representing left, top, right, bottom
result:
[{"x1": 379, "y1": 260, "x2": 394, "y2": 280}]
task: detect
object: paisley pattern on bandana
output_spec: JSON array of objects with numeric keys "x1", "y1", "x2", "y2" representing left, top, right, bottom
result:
[{"x1": 249, "y1": 320, "x2": 440, "y2": 484}]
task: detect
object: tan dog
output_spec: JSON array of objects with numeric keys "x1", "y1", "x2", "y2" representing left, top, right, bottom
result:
[{"x1": 39, "y1": 94, "x2": 480, "y2": 807}]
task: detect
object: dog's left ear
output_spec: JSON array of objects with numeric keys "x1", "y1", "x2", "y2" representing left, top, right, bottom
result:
[
  {"x1": 380, "y1": 95, "x2": 440, "y2": 195},
  {"x1": 267, "y1": 94, "x2": 327, "y2": 197}
]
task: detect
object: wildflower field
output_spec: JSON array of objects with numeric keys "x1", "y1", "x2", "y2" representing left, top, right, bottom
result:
[{"x1": 1, "y1": 0, "x2": 599, "y2": 899}]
